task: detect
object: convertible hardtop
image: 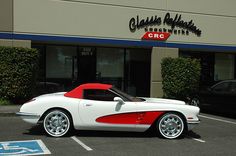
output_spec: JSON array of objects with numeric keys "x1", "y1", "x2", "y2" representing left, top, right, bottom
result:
[{"x1": 64, "y1": 83, "x2": 112, "y2": 99}]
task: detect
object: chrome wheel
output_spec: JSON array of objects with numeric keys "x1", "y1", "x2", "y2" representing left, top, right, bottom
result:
[
  {"x1": 190, "y1": 98, "x2": 200, "y2": 107},
  {"x1": 158, "y1": 113, "x2": 184, "y2": 139},
  {"x1": 43, "y1": 110, "x2": 70, "y2": 137}
]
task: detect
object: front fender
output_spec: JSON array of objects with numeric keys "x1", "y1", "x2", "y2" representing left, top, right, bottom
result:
[{"x1": 18, "y1": 96, "x2": 82, "y2": 128}]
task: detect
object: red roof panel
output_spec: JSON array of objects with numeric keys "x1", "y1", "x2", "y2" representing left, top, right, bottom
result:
[{"x1": 64, "y1": 83, "x2": 112, "y2": 99}]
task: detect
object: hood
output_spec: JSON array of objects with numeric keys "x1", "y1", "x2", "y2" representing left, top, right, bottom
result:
[
  {"x1": 141, "y1": 97, "x2": 186, "y2": 105},
  {"x1": 36, "y1": 92, "x2": 66, "y2": 98}
]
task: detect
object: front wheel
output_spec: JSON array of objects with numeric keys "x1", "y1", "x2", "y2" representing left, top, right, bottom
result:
[
  {"x1": 157, "y1": 113, "x2": 185, "y2": 139},
  {"x1": 43, "y1": 110, "x2": 71, "y2": 137},
  {"x1": 190, "y1": 97, "x2": 200, "y2": 107}
]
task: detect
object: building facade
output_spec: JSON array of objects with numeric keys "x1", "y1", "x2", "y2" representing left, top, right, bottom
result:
[{"x1": 0, "y1": 0, "x2": 236, "y2": 97}]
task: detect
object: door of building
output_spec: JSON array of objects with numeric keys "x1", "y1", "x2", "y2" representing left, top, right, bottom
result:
[{"x1": 77, "y1": 47, "x2": 97, "y2": 84}]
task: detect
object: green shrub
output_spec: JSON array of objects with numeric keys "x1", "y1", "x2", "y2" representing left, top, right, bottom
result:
[
  {"x1": 161, "y1": 57, "x2": 201, "y2": 100},
  {"x1": 0, "y1": 46, "x2": 39, "y2": 103},
  {"x1": 0, "y1": 98, "x2": 12, "y2": 105}
]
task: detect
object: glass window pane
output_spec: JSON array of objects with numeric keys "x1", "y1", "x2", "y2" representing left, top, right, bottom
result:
[
  {"x1": 125, "y1": 48, "x2": 151, "y2": 96},
  {"x1": 96, "y1": 48, "x2": 124, "y2": 78},
  {"x1": 84, "y1": 89, "x2": 116, "y2": 101},
  {"x1": 32, "y1": 45, "x2": 45, "y2": 80},
  {"x1": 46, "y1": 46, "x2": 77, "y2": 78},
  {"x1": 214, "y1": 53, "x2": 235, "y2": 81},
  {"x1": 96, "y1": 48, "x2": 124, "y2": 89}
]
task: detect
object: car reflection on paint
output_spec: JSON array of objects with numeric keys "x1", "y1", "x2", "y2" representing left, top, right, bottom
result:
[
  {"x1": 17, "y1": 83, "x2": 200, "y2": 139},
  {"x1": 190, "y1": 80, "x2": 236, "y2": 115}
]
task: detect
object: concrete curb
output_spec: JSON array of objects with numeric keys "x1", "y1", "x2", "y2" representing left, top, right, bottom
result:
[
  {"x1": 0, "y1": 105, "x2": 21, "y2": 117},
  {"x1": 0, "y1": 112, "x2": 17, "y2": 117}
]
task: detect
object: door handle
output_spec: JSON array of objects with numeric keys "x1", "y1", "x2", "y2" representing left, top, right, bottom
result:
[{"x1": 85, "y1": 104, "x2": 93, "y2": 107}]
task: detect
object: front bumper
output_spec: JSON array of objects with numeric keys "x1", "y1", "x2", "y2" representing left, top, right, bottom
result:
[
  {"x1": 16, "y1": 112, "x2": 41, "y2": 124},
  {"x1": 187, "y1": 120, "x2": 200, "y2": 131}
]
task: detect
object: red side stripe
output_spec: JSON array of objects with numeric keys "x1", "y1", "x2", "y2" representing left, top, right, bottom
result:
[
  {"x1": 137, "y1": 112, "x2": 164, "y2": 124},
  {"x1": 96, "y1": 111, "x2": 164, "y2": 125}
]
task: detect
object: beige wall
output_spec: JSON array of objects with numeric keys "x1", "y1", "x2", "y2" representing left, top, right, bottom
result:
[
  {"x1": 68, "y1": 0, "x2": 167, "y2": 10},
  {"x1": 61, "y1": 0, "x2": 236, "y2": 17},
  {"x1": 167, "y1": 0, "x2": 236, "y2": 17},
  {"x1": 13, "y1": 0, "x2": 236, "y2": 47},
  {"x1": 150, "y1": 47, "x2": 178, "y2": 98},
  {"x1": 0, "y1": 39, "x2": 31, "y2": 48},
  {"x1": 0, "y1": 0, "x2": 13, "y2": 32}
]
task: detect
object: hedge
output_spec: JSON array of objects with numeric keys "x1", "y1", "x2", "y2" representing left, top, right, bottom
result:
[
  {"x1": 0, "y1": 46, "x2": 39, "y2": 103},
  {"x1": 161, "y1": 57, "x2": 201, "y2": 100}
]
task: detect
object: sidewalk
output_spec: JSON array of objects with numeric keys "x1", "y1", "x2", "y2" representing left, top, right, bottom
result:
[{"x1": 0, "y1": 105, "x2": 21, "y2": 116}]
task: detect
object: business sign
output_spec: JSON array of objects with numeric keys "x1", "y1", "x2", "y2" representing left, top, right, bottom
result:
[
  {"x1": 142, "y1": 32, "x2": 170, "y2": 41},
  {"x1": 129, "y1": 12, "x2": 202, "y2": 37},
  {"x1": 0, "y1": 140, "x2": 51, "y2": 155}
]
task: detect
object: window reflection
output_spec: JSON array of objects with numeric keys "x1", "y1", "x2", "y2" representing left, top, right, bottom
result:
[
  {"x1": 96, "y1": 48, "x2": 125, "y2": 89},
  {"x1": 46, "y1": 46, "x2": 77, "y2": 78}
]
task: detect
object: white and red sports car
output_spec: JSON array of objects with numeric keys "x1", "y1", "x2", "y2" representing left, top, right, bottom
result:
[{"x1": 17, "y1": 83, "x2": 200, "y2": 139}]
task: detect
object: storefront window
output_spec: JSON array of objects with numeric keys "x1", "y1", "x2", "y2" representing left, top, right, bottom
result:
[
  {"x1": 180, "y1": 51, "x2": 215, "y2": 86},
  {"x1": 214, "y1": 53, "x2": 235, "y2": 81},
  {"x1": 125, "y1": 49, "x2": 151, "y2": 96},
  {"x1": 32, "y1": 44, "x2": 151, "y2": 97},
  {"x1": 45, "y1": 45, "x2": 77, "y2": 92},
  {"x1": 46, "y1": 46, "x2": 77, "y2": 79},
  {"x1": 32, "y1": 44, "x2": 46, "y2": 82},
  {"x1": 96, "y1": 47, "x2": 125, "y2": 89}
]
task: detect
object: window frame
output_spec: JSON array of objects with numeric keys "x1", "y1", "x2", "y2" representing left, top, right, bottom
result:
[
  {"x1": 211, "y1": 81, "x2": 230, "y2": 92},
  {"x1": 83, "y1": 89, "x2": 121, "y2": 101}
]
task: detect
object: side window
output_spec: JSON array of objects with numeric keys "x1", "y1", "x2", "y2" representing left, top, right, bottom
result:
[
  {"x1": 212, "y1": 82, "x2": 230, "y2": 92},
  {"x1": 83, "y1": 89, "x2": 117, "y2": 101}
]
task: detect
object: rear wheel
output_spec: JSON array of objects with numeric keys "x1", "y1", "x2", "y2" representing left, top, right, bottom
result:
[
  {"x1": 157, "y1": 113, "x2": 185, "y2": 139},
  {"x1": 43, "y1": 110, "x2": 71, "y2": 137}
]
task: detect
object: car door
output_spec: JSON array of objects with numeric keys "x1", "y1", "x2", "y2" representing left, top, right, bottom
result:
[
  {"x1": 226, "y1": 82, "x2": 236, "y2": 114},
  {"x1": 78, "y1": 89, "x2": 138, "y2": 131},
  {"x1": 208, "y1": 81, "x2": 231, "y2": 112}
]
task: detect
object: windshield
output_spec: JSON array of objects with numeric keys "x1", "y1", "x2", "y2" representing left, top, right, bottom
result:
[{"x1": 110, "y1": 87, "x2": 144, "y2": 102}]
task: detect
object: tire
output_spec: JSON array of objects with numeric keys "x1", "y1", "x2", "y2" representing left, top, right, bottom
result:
[
  {"x1": 157, "y1": 113, "x2": 185, "y2": 139},
  {"x1": 43, "y1": 109, "x2": 71, "y2": 137}
]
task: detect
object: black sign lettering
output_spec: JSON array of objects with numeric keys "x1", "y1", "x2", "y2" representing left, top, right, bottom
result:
[{"x1": 129, "y1": 12, "x2": 202, "y2": 36}]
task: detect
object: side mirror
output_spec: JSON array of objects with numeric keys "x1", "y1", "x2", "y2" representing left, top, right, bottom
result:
[{"x1": 113, "y1": 97, "x2": 125, "y2": 105}]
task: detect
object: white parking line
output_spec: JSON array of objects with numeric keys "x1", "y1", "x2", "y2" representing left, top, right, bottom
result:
[
  {"x1": 71, "y1": 136, "x2": 93, "y2": 151},
  {"x1": 199, "y1": 115, "x2": 236, "y2": 125},
  {"x1": 184, "y1": 135, "x2": 206, "y2": 143},
  {"x1": 191, "y1": 138, "x2": 206, "y2": 143}
]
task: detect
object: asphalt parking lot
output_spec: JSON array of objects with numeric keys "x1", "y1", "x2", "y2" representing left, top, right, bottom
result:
[{"x1": 0, "y1": 113, "x2": 236, "y2": 156}]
